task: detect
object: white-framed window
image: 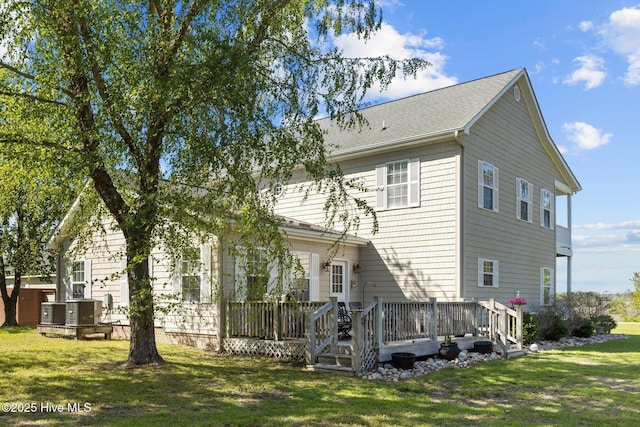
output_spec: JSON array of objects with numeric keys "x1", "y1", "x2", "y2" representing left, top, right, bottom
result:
[
  {"x1": 174, "y1": 245, "x2": 211, "y2": 303},
  {"x1": 376, "y1": 158, "x2": 420, "y2": 210},
  {"x1": 541, "y1": 267, "x2": 554, "y2": 305},
  {"x1": 540, "y1": 189, "x2": 554, "y2": 229},
  {"x1": 516, "y1": 178, "x2": 533, "y2": 222},
  {"x1": 478, "y1": 259, "x2": 499, "y2": 287},
  {"x1": 181, "y1": 255, "x2": 201, "y2": 303},
  {"x1": 478, "y1": 161, "x2": 499, "y2": 212},
  {"x1": 235, "y1": 248, "x2": 277, "y2": 301},
  {"x1": 71, "y1": 261, "x2": 86, "y2": 299}
]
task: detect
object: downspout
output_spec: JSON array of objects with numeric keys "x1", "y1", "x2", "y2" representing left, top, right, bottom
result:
[{"x1": 454, "y1": 130, "x2": 465, "y2": 300}]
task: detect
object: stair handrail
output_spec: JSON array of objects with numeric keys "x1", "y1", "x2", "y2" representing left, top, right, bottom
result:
[
  {"x1": 306, "y1": 299, "x2": 335, "y2": 365},
  {"x1": 478, "y1": 299, "x2": 523, "y2": 357}
]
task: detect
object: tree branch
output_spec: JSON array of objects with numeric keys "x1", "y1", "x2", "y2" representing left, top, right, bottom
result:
[
  {"x1": 0, "y1": 137, "x2": 83, "y2": 154},
  {"x1": 72, "y1": 4, "x2": 141, "y2": 163},
  {"x1": 0, "y1": 90, "x2": 67, "y2": 106},
  {"x1": 0, "y1": 61, "x2": 73, "y2": 98},
  {"x1": 170, "y1": 0, "x2": 209, "y2": 57}
]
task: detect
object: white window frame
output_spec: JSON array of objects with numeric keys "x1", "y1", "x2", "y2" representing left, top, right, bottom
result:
[
  {"x1": 478, "y1": 259, "x2": 499, "y2": 288},
  {"x1": 478, "y1": 161, "x2": 499, "y2": 212},
  {"x1": 540, "y1": 189, "x2": 554, "y2": 229},
  {"x1": 181, "y1": 255, "x2": 201, "y2": 303},
  {"x1": 541, "y1": 267, "x2": 554, "y2": 305},
  {"x1": 235, "y1": 247, "x2": 278, "y2": 301},
  {"x1": 174, "y1": 245, "x2": 211, "y2": 304},
  {"x1": 516, "y1": 178, "x2": 533, "y2": 223},
  {"x1": 376, "y1": 158, "x2": 420, "y2": 210},
  {"x1": 71, "y1": 260, "x2": 92, "y2": 299}
]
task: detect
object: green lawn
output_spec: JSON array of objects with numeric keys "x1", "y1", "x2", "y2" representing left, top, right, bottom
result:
[{"x1": 1, "y1": 324, "x2": 638, "y2": 426}]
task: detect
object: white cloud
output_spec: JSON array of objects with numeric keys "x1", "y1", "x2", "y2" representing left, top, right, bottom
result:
[
  {"x1": 333, "y1": 23, "x2": 458, "y2": 99},
  {"x1": 599, "y1": 6, "x2": 640, "y2": 85},
  {"x1": 573, "y1": 220, "x2": 640, "y2": 252},
  {"x1": 563, "y1": 55, "x2": 607, "y2": 90},
  {"x1": 579, "y1": 21, "x2": 594, "y2": 31},
  {"x1": 561, "y1": 121, "x2": 612, "y2": 151},
  {"x1": 574, "y1": 220, "x2": 640, "y2": 231}
]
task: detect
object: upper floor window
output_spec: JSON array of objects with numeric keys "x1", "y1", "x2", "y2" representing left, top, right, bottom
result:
[
  {"x1": 376, "y1": 158, "x2": 420, "y2": 210},
  {"x1": 540, "y1": 189, "x2": 554, "y2": 229},
  {"x1": 516, "y1": 178, "x2": 533, "y2": 222},
  {"x1": 478, "y1": 259, "x2": 499, "y2": 288},
  {"x1": 478, "y1": 161, "x2": 499, "y2": 212}
]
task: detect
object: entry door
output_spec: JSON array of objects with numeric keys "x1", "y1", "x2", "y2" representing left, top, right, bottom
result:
[{"x1": 329, "y1": 261, "x2": 348, "y2": 302}]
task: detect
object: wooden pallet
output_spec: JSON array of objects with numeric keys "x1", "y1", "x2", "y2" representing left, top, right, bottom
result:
[{"x1": 37, "y1": 324, "x2": 113, "y2": 340}]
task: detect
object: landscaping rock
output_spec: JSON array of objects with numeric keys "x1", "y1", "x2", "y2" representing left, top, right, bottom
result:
[{"x1": 359, "y1": 333, "x2": 628, "y2": 381}]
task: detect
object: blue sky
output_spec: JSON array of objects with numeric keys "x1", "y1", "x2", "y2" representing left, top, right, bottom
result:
[{"x1": 332, "y1": 1, "x2": 640, "y2": 295}]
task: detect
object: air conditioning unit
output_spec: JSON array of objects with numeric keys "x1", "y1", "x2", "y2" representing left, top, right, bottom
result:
[
  {"x1": 65, "y1": 300, "x2": 102, "y2": 326},
  {"x1": 41, "y1": 302, "x2": 66, "y2": 325}
]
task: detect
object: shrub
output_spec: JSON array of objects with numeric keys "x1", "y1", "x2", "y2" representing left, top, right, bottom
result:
[
  {"x1": 537, "y1": 311, "x2": 569, "y2": 341},
  {"x1": 592, "y1": 315, "x2": 617, "y2": 334},
  {"x1": 571, "y1": 317, "x2": 594, "y2": 338},
  {"x1": 522, "y1": 311, "x2": 538, "y2": 345}
]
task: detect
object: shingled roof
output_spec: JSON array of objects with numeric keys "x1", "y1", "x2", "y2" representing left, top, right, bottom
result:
[
  {"x1": 320, "y1": 68, "x2": 581, "y2": 193},
  {"x1": 320, "y1": 69, "x2": 522, "y2": 156}
]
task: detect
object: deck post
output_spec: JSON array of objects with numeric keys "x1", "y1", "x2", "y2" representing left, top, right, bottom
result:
[
  {"x1": 305, "y1": 308, "x2": 314, "y2": 365},
  {"x1": 515, "y1": 306, "x2": 523, "y2": 350},
  {"x1": 330, "y1": 297, "x2": 338, "y2": 343},
  {"x1": 499, "y1": 306, "x2": 508, "y2": 357},
  {"x1": 374, "y1": 296, "x2": 383, "y2": 350},
  {"x1": 472, "y1": 298, "x2": 478, "y2": 337},
  {"x1": 352, "y1": 310, "x2": 362, "y2": 376},
  {"x1": 429, "y1": 297, "x2": 438, "y2": 341},
  {"x1": 273, "y1": 300, "x2": 280, "y2": 341}
]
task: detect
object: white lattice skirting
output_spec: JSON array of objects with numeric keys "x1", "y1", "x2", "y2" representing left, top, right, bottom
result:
[{"x1": 223, "y1": 338, "x2": 307, "y2": 359}]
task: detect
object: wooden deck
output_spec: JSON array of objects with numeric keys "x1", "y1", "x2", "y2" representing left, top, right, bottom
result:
[{"x1": 37, "y1": 324, "x2": 113, "y2": 340}]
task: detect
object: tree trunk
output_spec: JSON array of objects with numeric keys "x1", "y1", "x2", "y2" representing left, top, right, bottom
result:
[
  {"x1": 1, "y1": 277, "x2": 20, "y2": 328},
  {"x1": 125, "y1": 237, "x2": 164, "y2": 367}
]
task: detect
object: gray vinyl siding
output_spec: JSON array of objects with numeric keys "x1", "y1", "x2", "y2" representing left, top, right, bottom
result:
[
  {"x1": 273, "y1": 142, "x2": 460, "y2": 303},
  {"x1": 462, "y1": 81, "x2": 561, "y2": 306}
]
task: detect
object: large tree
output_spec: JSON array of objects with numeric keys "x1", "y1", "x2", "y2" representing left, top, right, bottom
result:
[
  {"x1": 0, "y1": 1, "x2": 426, "y2": 366},
  {"x1": 0, "y1": 149, "x2": 80, "y2": 327}
]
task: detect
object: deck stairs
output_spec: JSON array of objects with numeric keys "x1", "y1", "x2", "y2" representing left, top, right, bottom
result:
[{"x1": 306, "y1": 342, "x2": 357, "y2": 375}]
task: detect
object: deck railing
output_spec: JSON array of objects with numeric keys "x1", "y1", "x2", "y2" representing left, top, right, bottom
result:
[
  {"x1": 226, "y1": 297, "x2": 523, "y2": 371},
  {"x1": 478, "y1": 298, "x2": 523, "y2": 353},
  {"x1": 225, "y1": 301, "x2": 325, "y2": 340}
]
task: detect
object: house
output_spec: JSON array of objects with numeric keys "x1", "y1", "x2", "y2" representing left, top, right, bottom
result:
[{"x1": 48, "y1": 68, "x2": 579, "y2": 357}]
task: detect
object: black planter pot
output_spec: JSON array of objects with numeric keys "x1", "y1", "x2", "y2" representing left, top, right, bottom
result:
[
  {"x1": 473, "y1": 341, "x2": 494, "y2": 354},
  {"x1": 391, "y1": 352, "x2": 416, "y2": 370},
  {"x1": 439, "y1": 343, "x2": 460, "y2": 361}
]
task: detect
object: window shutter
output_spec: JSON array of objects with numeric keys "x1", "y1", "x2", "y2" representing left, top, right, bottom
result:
[
  {"x1": 493, "y1": 167, "x2": 499, "y2": 212},
  {"x1": 527, "y1": 182, "x2": 533, "y2": 223},
  {"x1": 172, "y1": 256, "x2": 181, "y2": 296},
  {"x1": 267, "y1": 258, "x2": 279, "y2": 296},
  {"x1": 477, "y1": 160, "x2": 484, "y2": 209},
  {"x1": 477, "y1": 259, "x2": 482, "y2": 287},
  {"x1": 83, "y1": 260, "x2": 92, "y2": 299},
  {"x1": 234, "y1": 249, "x2": 247, "y2": 301},
  {"x1": 516, "y1": 179, "x2": 522, "y2": 221},
  {"x1": 120, "y1": 257, "x2": 129, "y2": 307},
  {"x1": 375, "y1": 164, "x2": 386, "y2": 211},
  {"x1": 309, "y1": 253, "x2": 320, "y2": 301},
  {"x1": 65, "y1": 261, "x2": 72, "y2": 301},
  {"x1": 201, "y1": 244, "x2": 212, "y2": 303},
  {"x1": 408, "y1": 158, "x2": 420, "y2": 207}
]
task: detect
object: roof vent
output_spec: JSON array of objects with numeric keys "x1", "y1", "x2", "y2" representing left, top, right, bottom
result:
[{"x1": 381, "y1": 121, "x2": 387, "y2": 131}]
